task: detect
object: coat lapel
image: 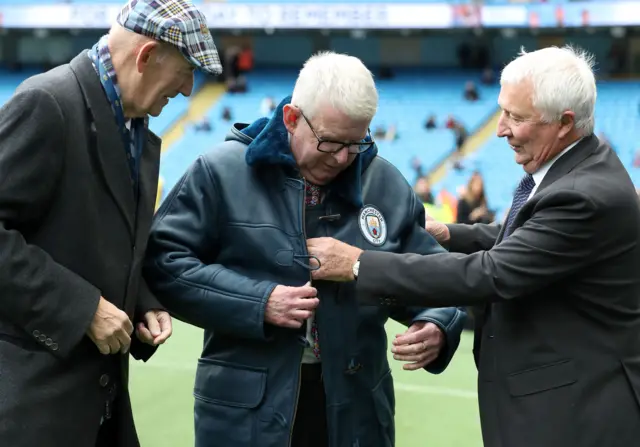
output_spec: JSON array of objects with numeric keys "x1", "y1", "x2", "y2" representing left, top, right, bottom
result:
[
  {"x1": 136, "y1": 130, "x2": 161, "y2": 241},
  {"x1": 69, "y1": 52, "x2": 136, "y2": 236}
]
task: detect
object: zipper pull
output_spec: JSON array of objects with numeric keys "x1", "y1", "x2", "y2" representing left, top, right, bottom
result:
[{"x1": 105, "y1": 399, "x2": 112, "y2": 420}]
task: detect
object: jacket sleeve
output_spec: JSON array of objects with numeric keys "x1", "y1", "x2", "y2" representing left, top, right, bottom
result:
[
  {"x1": 143, "y1": 156, "x2": 278, "y2": 340},
  {"x1": 129, "y1": 278, "x2": 164, "y2": 362},
  {"x1": 447, "y1": 222, "x2": 501, "y2": 254},
  {"x1": 0, "y1": 88, "x2": 102, "y2": 359},
  {"x1": 387, "y1": 190, "x2": 467, "y2": 374},
  {"x1": 357, "y1": 188, "x2": 601, "y2": 307}
]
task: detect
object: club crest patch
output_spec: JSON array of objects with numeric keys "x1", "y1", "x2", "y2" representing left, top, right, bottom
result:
[{"x1": 358, "y1": 205, "x2": 387, "y2": 246}]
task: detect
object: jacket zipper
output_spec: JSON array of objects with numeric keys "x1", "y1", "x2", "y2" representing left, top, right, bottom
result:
[{"x1": 288, "y1": 176, "x2": 311, "y2": 447}]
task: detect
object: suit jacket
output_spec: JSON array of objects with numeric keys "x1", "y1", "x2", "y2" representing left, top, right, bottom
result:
[
  {"x1": 356, "y1": 135, "x2": 640, "y2": 447},
  {"x1": 0, "y1": 52, "x2": 162, "y2": 447}
]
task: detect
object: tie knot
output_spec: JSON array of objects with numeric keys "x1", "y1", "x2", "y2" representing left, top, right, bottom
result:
[{"x1": 519, "y1": 174, "x2": 535, "y2": 193}]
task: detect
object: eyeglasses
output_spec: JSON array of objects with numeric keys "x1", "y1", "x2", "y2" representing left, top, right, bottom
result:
[{"x1": 299, "y1": 111, "x2": 375, "y2": 155}]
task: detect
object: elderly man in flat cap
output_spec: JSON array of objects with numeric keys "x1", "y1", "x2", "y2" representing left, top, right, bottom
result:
[{"x1": 0, "y1": 1, "x2": 221, "y2": 446}]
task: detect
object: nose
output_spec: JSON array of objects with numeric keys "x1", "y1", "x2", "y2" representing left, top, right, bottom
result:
[
  {"x1": 496, "y1": 112, "x2": 511, "y2": 138},
  {"x1": 179, "y1": 72, "x2": 195, "y2": 97},
  {"x1": 332, "y1": 146, "x2": 350, "y2": 164}
]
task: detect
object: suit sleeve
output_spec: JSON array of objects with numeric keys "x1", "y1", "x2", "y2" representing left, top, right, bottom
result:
[
  {"x1": 358, "y1": 189, "x2": 602, "y2": 307},
  {"x1": 129, "y1": 278, "x2": 163, "y2": 361},
  {"x1": 143, "y1": 157, "x2": 278, "y2": 340},
  {"x1": 0, "y1": 88, "x2": 102, "y2": 359},
  {"x1": 387, "y1": 190, "x2": 467, "y2": 374},
  {"x1": 447, "y1": 222, "x2": 501, "y2": 254}
]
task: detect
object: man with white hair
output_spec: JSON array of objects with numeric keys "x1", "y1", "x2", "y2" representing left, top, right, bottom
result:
[
  {"x1": 0, "y1": 1, "x2": 221, "y2": 446},
  {"x1": 307, "y1": 46, "x2": 640, "y2": 447},
  {"x1": 143, "y1": 51, "x2": 466, "y2": 446}
]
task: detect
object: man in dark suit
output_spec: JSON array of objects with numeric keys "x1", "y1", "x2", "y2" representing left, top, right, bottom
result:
[
  {"x1": 306, "y1": 46, "x2": 640, "y2": 447},
  {"x1": 0, "y1": 1, "x2": 221, "y2": 446}
]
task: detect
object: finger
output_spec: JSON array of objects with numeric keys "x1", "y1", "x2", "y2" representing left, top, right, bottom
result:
[
  {"x1": 153, "y1": 316, "x2": 173, "y2": 345},
  {"x1": 394, "y1": 352, "x2": 429, "y2": 362},
  {"x1": 145, "y1": 313, "x2": 162, "y2": 337},
  {"x1": 296, "y1": 286, "x2": 318, "y2": 298},
  {"x1": 136, "y1": 322, "x2": 154, "y2": 344},
  {"x1": 393, "y1": 324, "x2": 420, "y2": 342},
  {"x1": 403, "y1": 352, "x2": 439, "y2": 371},
  {"x1": 393, "y1": 331, "x2": 423, "y2": 346},
  {"x1": 95, "y1": 340, "x2": 111, "y2": 355},
  {"x1": 295, "y1": 298, "x2": 319, "y2": 310},
  {"x1": 290, "y1": 310, "x2": 313, "y2": 321},
  {"x1": 282, "y1": 319, "x2": 304, "y2": 329},
  {"x1": 122, "y1": 316, "x2": 134, "y2": 336},
  {"x1": 392, "y1": 342, "x2": 428, "y2": 355},
  {"x1": 115, "y1": 329, "x2": 131, "y2": 354},
  {"x1": 107, "y1": 337, "x2": 122, "y2": 355}
]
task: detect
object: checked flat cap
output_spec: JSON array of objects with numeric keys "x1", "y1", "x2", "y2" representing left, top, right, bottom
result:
[{"x1": 117, "y1": 0, "x2": 222, "y2": 75}]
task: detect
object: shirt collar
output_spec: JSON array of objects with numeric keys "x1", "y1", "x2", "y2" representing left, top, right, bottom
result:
[{"x1": 532, "y1": 138, "x2": 582, "y2": 187}]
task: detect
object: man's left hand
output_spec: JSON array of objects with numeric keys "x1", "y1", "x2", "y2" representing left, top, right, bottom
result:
[
  {"x1": 392, "y1": 321, "x2": 445, "y2": 371},
  {"x1": 136, "y1": 310, "x2": 173, "y2": 346},
  {"x1": 307, "y1": 237, "x2": 362, "y2": 281}
]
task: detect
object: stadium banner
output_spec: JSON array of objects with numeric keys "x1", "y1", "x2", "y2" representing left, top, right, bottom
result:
[{"x1": 0, "y1": 2, "x2": 639, "y2": 29}]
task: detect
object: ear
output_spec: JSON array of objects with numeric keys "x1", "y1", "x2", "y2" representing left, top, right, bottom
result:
[
  {"x1": 558, "y1": 111, "x2": 575, "y2": 139},
  {"x1": 282, "y1": 104, "x2": 300, "y2": 134},
  {"x1": 135, "y1": 41, "x2": 160, "y2": 74}
]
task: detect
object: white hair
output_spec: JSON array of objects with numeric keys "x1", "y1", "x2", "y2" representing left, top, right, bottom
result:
[
  {"x1": 500, "y1": 45, "x2": 597, "y2": 136},
  {"x1": 291, "y1": 51, "x2": 378, "y2": 122}
]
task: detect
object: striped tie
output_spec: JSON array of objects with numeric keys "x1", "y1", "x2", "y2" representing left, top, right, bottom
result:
[{"x1": 504, "y1": 174, "x2": 535, "y2": 238}]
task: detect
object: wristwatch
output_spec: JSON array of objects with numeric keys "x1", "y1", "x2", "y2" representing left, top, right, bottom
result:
[{"x1": 352, "y1": 259, "x2": 360, "y2": 280}]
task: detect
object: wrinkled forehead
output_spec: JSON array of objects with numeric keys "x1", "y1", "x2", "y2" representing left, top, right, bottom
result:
[
  {"x1": 312, "y1": 106, "x2": 371, "y2": 140},
  {"x1": 498, "y1": 80, "x2": 536, "y2": 116}
]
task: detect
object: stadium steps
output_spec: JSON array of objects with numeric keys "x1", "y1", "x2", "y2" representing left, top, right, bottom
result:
[
  {"x1": 160, "y1": 83, "x2": 227, "y2": 155},
  {"x1": 428, "y1": 109, "x2": 501, "y2": 184},
  {"x1": 155, "y1": 83, "x2": 226, "y2": 208}
]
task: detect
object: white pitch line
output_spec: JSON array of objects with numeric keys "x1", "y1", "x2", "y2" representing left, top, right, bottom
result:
[{"x1": 133, "y1": 361, "x2": 477, "y2": 400}]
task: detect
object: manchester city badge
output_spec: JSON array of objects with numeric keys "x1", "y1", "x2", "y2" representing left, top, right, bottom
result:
[{"x1": 358, "y1": 205, "x2": 387, "y2": 246}]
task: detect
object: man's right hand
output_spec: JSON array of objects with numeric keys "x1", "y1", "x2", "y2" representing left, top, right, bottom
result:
[
  {"x1": 265, "y1": 282, "x2": 319, "y2": 329},
  {"x1": 86, "y1": 297, "x2": 134, "y2": 355},
  {"x1": 425, "y1": 214, "x2": 451, "y2": 245}
]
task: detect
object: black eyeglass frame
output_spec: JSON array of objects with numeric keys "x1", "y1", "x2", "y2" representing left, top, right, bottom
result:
[{"x1": 298, "y1": 110, "x2": 375, "y2": 155}]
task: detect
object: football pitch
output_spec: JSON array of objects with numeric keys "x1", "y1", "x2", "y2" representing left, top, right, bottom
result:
[{"x1": 130, "y1": 320, "x2": 483, "y2": 446}]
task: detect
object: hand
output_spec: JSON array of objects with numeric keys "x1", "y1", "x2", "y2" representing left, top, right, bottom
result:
[
  {"x1": 391, "y1": 321, "x2": 445, "y2": 371},
  {"x1": 86, "y1": 297, "x2": 134, "y2": 355},
  {"x1": 425, "y1": 218, "x2": 450, "y2": 245},
  {"x1": 265, "y1": 282, "x2": 319, "y2": 329},
  {"x1": 136, "y1": 310, "x2": 173, "y2": 346},
  {"x1": 469, "y1": 206, "x2": 488, "y2": 221},
  {"x1": 306, "y1": 237, "x2": 363, "y2": 281}
]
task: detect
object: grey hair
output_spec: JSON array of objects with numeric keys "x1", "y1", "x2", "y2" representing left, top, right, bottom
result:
[
  {"x1": 500, "y1": 45, "x2": 597, "y2": 136},
  {"x1": 291, "y1": 51, "x2": 378, "y2": 122}
]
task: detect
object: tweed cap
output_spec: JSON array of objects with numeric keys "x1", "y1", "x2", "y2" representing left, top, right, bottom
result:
[{"x1": 117, "y1": 0, "x2": 222, "y2": 75}]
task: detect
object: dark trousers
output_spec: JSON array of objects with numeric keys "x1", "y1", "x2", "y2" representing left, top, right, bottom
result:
[{"x1": 292, "y1": 364, "x2": 329, "y2": 447}]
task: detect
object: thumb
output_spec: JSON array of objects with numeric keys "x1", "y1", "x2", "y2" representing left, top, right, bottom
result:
[{"x1": 146, "y1": 313, "x2": 161, "y2": 337}]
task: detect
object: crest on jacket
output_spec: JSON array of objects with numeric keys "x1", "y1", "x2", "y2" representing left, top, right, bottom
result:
[{"x1": 359, "y1": 205, "x2": 387, "y2": 246}]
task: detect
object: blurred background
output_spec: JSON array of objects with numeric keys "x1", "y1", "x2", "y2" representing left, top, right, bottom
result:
[{"x1": 2, "y1": 0, "x2": 640, "y2": 445}]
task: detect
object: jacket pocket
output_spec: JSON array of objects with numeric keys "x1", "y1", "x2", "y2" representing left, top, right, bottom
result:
[
  {"x1": 507, "y1": 359, "x2": 577, "y2": 397},
  {"x1": 193, "y1": 358, "x2": 268, "y2": 447},
  {"x1": 371, "y1": 369, "x2": 395, "y2": 447},
  {"x1": 504, "y1": 360, "x2": 578, "y2": 447}
]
